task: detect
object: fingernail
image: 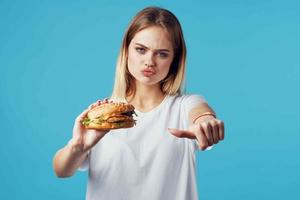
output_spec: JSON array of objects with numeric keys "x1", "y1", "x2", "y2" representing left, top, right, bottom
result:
[{"x1": 168, "y1": 128, "x2": 174, "y2": 132}]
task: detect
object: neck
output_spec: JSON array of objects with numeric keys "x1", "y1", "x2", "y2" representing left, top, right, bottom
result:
[{"x1": 126, "y1": 83, "x2": 166, "y2": 112}]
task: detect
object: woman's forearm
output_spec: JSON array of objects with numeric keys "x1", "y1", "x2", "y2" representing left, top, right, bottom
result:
[
  {"x1": 53, "y1": 139, "x2": 88, "y2": 178},
  {"x1": 189, "y1": 103, "x2": 215, "y2": 124}
]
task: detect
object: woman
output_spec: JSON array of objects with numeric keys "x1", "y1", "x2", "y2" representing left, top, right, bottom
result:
[{"x1": 53, "y1": 6, "x2": 224, "y2": 200}]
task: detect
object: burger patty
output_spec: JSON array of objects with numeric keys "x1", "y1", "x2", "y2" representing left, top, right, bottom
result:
[
  {"x1": 82, "y1": 109, "x2": 137, "y2": 126},
  {"x1": 122, "y1": 111, "x2": 136, "y2": 117},
  {"x1": 106, "y1": 115, "x2": 133, "y2": 123},
  {"x1": 83, "y1": 114, "x2": 134, "y2": 125}
]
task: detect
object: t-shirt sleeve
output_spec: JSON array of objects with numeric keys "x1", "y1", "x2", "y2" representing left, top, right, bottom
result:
[
  {"x1": 182, "y1": 94, "x2": 207, "y2": 117},
  {"x1": 78, "y1": 151, "x2": 90, "y2": 171},
  {"x1": 181, "y1": 94, "x2": 213, "y2": 152}
]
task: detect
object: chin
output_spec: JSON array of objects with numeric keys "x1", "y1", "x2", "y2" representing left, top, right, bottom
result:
[{"x1": 137, "y1": 77, "x2": 161, "y2": 86}]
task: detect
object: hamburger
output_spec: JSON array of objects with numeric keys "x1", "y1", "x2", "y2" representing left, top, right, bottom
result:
[{"x1": 81, "y1": 99, "x2": 137, "y2": 131}]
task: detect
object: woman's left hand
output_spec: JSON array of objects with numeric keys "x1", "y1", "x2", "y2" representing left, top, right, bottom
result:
[{"x1": 168, "y1": 116, "x2": 225, "y2": 150}]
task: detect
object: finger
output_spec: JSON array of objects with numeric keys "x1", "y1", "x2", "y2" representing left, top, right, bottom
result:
[
  {"x1": 88, "y1": 104, "x2": 94, "y2": 109},
  {"x1": 75, "y1": 108, "x2": 90, "y2": 123},
  {"x1": 88, "y1": 101, "x2": 101, "y2": 109},
  {"x1": 194, "y1": 127, "x2": 209, "y2": 150},
  {"x1": 168, "y1": 128, "x2": 196, "y2": 139},
  {"x1": 210, "y1": 121, "x2": 219, "y2": 144},
  {"x1": 201, "y1": 122, "x2": 214, "y2": 146},
  {"x1": 217, "y1": 120, "x2": 225, "y2": 140}
]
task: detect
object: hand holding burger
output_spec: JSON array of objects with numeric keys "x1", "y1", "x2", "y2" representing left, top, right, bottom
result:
[
  {"x1": 81, "y1": 99, "x2": 137, "y2": 130},
  {"x1": 69, "y1": 99, "x2": 137, "y2": 153}
]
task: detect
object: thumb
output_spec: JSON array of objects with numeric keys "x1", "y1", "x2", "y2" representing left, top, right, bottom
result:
[{"x1": 168, "y1": 128, "x2": 196, "y2": 139}]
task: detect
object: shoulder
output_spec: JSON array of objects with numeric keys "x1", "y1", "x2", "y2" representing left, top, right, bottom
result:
[
  {"x1": 171, "y1": 93, "x2": 206, "y2": 104},
  {"x1": 165, "y1": 94, "x2": 206, "y2": 114}
]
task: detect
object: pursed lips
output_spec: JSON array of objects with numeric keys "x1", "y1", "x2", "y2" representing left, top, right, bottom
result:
[{"x1": 141, "y1": 69, "x2": 156, "y2": 76}]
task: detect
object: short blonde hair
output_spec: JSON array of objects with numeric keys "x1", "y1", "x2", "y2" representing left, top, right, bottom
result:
[{"x1": 111, "y1": 7, "x2": 187, "y2": 101}]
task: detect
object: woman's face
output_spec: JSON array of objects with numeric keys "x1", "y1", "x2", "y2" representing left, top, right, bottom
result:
[{"x1": 127, "y1": 26, "x2": 174, "y2": 87}]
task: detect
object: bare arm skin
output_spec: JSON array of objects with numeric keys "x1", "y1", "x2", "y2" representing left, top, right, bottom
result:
[
  {"x1": 53, "y1": 104, "x2": 108, "y2": 178},
  {"x1": 169, "y1": 102, "x2": 225, "y2": 150}
]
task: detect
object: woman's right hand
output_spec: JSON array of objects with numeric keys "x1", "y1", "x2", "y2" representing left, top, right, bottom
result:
[{"x1": 69, "y1": 102, "x2": 109, "y2": 153}]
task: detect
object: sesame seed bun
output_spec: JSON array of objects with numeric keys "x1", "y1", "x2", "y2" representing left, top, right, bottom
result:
[{"x1": 81, "y1": 101, "x2": 136, "y2": 131}]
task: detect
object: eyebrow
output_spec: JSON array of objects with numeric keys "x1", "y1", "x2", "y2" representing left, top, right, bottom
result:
[{"x1": 135, "y1": 43, "x2": 171, "y2": 52}]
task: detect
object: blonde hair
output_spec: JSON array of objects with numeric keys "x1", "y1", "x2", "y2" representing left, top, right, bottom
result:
[{"x1": 111, "y1": 6, "x2": 187, "y2": 101}]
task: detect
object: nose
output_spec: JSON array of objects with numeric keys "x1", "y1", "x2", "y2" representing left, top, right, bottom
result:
[{"x1": 144, "y1": 52, "x2": 155, "y2": 67}]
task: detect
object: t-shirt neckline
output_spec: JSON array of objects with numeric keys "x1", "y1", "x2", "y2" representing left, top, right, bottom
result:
[{"x1": 125, "y1": 95, "x2": 169, "y2": 116}]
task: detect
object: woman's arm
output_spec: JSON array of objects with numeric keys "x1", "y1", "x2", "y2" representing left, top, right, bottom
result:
[
  {"x1": 190, "y1": 102, "x2": 224, "y2": 147},
  {"x1": 188, "y1": 102, "x2": 216, "y2": 124},
  {"x1": 53, "y1": 138, "x2": 90, "y2": 178},
  {"x1": 169, "y1": 102, "x2": 224, "y2": 150},
  {"x1": 53, "y1": 105, "x2": 108, "y2": 177}
]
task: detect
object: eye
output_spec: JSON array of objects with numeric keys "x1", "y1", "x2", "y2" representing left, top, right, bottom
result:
[
  {"x1": 135, "y1": 47, "x2": 146, "y2": 54},
  {"x1": 157, "y1": 52, "x2": 168, "y2": 58}
]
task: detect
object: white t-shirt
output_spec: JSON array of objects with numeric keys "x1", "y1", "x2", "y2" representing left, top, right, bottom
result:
[{"x1": 79, "y1": 94, "x2": 206, "y2": 200}]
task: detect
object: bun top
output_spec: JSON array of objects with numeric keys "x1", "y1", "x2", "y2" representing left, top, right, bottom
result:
[{"x1": 87, "y1": 102, "x2": 135, "y2": 120}]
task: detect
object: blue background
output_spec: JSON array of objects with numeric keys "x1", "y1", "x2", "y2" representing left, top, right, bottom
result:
[{"x1": 1, "y1": 0, "x2": 299, "y2": 199}]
